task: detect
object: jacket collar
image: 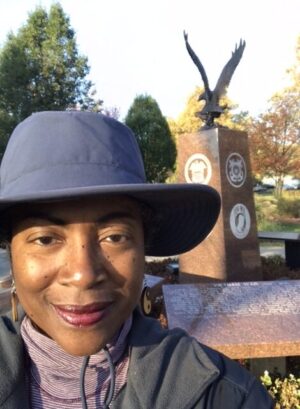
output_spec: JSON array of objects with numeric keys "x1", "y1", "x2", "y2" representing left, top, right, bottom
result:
[
  {"x1": 0, "y1": 310, "x2": 29, "y2": 408},
  {"x1": 124, "y1": 309, "x2": 220, "y2": 409}
]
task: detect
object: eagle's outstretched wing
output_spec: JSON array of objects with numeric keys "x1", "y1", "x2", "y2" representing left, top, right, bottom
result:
[
  {"x1": 183, "y1": 31, "x2": 211, "y2": 98},
  {"x1": 214, "y1": 39, "x2": 246, "y2": 99}
]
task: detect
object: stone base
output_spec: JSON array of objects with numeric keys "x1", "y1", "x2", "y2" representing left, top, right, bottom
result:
[{"x1": 177, "y1": 127, "x2": 262, "y2": 282}]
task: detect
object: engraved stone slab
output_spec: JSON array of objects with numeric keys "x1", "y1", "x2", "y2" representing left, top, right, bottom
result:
[{"x1": 163, "y1": 280, "x2": 300, "y2": 359}]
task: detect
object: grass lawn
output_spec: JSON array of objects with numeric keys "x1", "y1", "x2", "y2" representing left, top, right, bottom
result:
[
  {"x1": 254, "y1": 191, "x2": 300, "y2": 233},
  {"x1": 259, "y1": 240, "x2": 284, "y2": 247},
  {"x1": 258, "y1": 221, "x2": 300, "y2": 233}
]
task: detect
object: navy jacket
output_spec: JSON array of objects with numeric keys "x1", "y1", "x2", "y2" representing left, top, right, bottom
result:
[{"x1": 0, "y1": 309, "x2": 274, "y2": 408}]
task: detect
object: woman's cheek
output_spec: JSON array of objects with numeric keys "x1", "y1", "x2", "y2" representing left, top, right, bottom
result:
[{"x1": 13, "y1": 256, "x2": 57, "y2": 292}]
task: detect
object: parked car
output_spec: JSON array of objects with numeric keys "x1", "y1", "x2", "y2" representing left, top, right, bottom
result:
[
  {"x1": 253, "y1": 184, "x2": 270, "y2": 193},
  {"x1": 283, "y1": 184, "x2": 298, "y2": 191}
]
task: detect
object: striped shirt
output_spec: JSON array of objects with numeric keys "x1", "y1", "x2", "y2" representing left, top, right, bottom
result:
[{"x1": 21, "y1": 315, "x2": 132, "y2": 408}]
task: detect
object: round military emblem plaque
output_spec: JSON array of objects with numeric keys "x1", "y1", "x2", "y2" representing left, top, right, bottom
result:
[
  {"x1": 184, "y1": 153, "x2": 212, "y2": 184},
  {"x1": 229, "y1": 203, "x2": 251, "y2": 239},
  {"x1": 226, "y1": 152, "x2": 246, "y2": 187}
]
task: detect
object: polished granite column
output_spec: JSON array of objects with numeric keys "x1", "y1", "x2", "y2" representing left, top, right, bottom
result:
[{"x1": 177, "y1": 127, "x2": 262, "y2": 282}]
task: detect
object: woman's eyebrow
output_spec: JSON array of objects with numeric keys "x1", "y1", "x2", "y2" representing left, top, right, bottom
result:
[
  {"x1": 17, "y1": 211, "x2": 66, "y2": 226},
  {"x1": 16, "y1": 210, "x2": 137, "y2": 226},
  {"x1": 96, "y1": 211, "x2": 137, "y2": 224}
]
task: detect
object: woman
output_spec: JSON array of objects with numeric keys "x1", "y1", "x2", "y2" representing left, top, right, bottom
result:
[{"x1": 0, "y1": 111, "x2": 273, "y2": 408}]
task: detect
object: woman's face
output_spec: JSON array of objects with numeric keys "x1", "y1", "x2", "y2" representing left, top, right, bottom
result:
[{"x1": 10, "y1": 196, "x2": 145, "y2": 356}]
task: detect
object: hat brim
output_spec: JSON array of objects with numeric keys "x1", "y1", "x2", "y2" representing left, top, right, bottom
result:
[{"x1": 0, "y1": 183, "x2": 220, "y2": 257}]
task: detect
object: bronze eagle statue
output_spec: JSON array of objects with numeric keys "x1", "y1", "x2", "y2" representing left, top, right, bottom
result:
[{"x1": 183, "y1": 31, "x2": 246, "y2": 128}]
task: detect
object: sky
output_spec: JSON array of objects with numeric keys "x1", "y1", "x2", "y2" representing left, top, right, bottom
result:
[{"x1": 0, "y1": 0, "x2": 299, "y2": 121}]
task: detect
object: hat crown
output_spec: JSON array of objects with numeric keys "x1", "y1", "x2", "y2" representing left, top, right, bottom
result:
[{"x1": 0, "y1": 111, "x2": 146, "y2": 198}]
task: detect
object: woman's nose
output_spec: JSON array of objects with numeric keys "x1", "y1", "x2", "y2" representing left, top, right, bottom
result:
[{"x1": 59, "y1": 240, "x2": 106, "y2": 289}]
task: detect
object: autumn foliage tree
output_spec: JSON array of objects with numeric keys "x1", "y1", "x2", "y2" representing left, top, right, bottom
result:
[
  {"x1": 248, "y1": 36, "x2": 300, "y2": 196},
  {"x1": 249, "y1": 103, "x2": 300, "y2": 195}
]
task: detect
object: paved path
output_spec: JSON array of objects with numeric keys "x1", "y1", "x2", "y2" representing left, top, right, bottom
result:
[
  {"x1": 259, "y1": 246, "x2": 284, "y2": 258},
  {"x1": 0, "y1": 250, "x2": 10, "y2": 279}
]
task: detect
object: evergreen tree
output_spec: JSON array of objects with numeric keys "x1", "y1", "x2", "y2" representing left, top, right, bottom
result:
[
  {"x1": 0, "y1": 3, "x2": 98, "y2": 155},
  {"x1": 125, "y1": 94, "x2": 177, "y2": 182}
]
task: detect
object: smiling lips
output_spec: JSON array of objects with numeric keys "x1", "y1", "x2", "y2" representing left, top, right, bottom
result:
[{"x1": 53, "y1": 302, "x2": 112, "y2": 327}]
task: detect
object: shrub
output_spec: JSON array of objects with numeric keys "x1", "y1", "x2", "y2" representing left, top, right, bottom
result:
[
  {"x1": 261, "y1": 371, "x2": 300, "y2": 408},
  {"x1": 277, "y1": 198, "x2": 300, "y2": 218},
  {"x1": 261, "y1": 256, "x2": 300, "y2": 280},
  {"x1": 254, "y1": 195, "x2": 278, "y2": 229}
]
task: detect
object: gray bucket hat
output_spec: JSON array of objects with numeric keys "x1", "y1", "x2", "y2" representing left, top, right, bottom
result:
[{"x1": 0, "y1": 111, "x2": 220, "y2": 256}]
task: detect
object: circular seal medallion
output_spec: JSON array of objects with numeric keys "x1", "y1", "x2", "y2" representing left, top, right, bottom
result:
[
  {"x1": 226, "y1": 152, "x2": 246, "y2": 187},
  {"x1": 229, "y1": 203, "x2": 251, "y2": 239},
  {"x1": 184, "y1": 153, "x2": 212, "y2": 184}
]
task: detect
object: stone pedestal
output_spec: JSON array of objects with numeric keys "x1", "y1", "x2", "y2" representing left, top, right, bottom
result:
[{"x1": 177, "y1": 127, "x2": 262, "y2": 282}]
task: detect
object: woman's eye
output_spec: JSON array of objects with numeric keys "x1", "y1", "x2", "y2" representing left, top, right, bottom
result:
[
  {"x1": 104, "y1": 234, "x2": 128, "y2": 244},
  {"x1": 34, "y1": 236, "x2": 56, "y2": 246}
]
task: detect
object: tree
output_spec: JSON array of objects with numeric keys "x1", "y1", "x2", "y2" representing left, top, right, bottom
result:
[
  {"x1": 101, "y1": 105, "x2": 120, "y2": 120},
  {"x1": 0, "y1": 3, "x2": 99, "y2": 154},
  {"x1": 125, "y1": 94, "x2": 177, "y2": 182},
  {"x1": 286, "y1": 35, "x2": 300, "y2": 91},
  {"x1": 248, "y1": 36, "x2": 300, "y2": 196},
  {"x1": 170, "y1": 87, "x2": 203, "y2": 137},
  {"x1": 248, "y1": 96, "x2": 300, "y2": 196}
]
